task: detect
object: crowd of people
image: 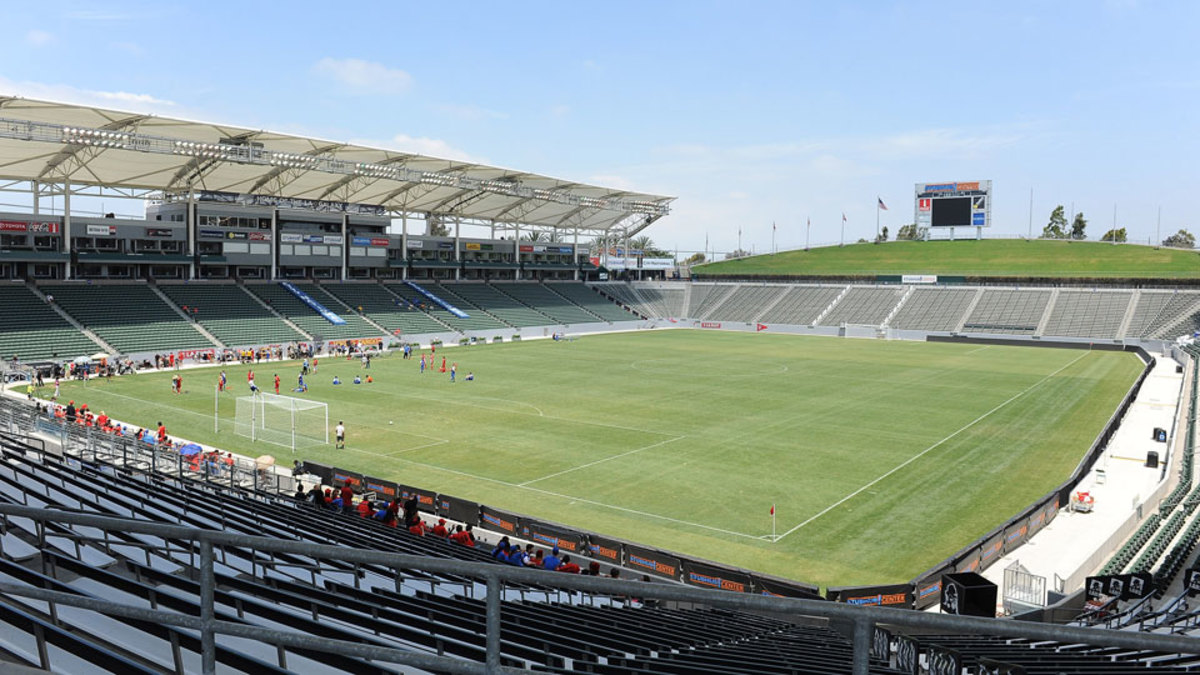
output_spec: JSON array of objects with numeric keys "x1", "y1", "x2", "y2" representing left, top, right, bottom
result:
[{"x1": 293, "y1": 485, "x2": 480, "y2": 547}]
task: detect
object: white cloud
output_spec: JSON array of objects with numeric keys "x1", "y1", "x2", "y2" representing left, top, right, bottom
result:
[
  {"x1": 312, "y1": 58, "x2": 412, "y2": 95},
  {"x1": 436, "y1": 103, "x2": 507, "y2": 121},
  {"x1": 352, "y1": 134, "x2": 482, "y2": 163},
  {"x1": 25, "y1": 30, "x2": 53, "y2": 46},
  {"x1": 0, "y1": 77, "x2": 176, "y2": 111}
]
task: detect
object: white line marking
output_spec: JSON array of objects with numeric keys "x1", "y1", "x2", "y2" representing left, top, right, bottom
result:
[
  {"x1": 388, "y1": 454, "x2": 763, "y2": 541},
  {"x1": 773, "y1": 350, "x2": 1092, "y2": 542},
  {"x1": 519, "y1": 435, "x2": 687, "y2": 486},
  {"x1": 385, "y1": 439, "x2": 450, "y2": 456}
]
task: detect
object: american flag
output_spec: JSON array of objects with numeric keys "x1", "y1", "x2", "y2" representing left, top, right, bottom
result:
[
  {"x1": 878, "y1": 197, "x2": 889, "y2": 211},
  {"x1": 842, "y1": 213, "x2": 847, "y2": 223}
]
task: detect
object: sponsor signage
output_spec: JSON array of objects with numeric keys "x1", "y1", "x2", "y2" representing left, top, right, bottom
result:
[
  {"x1": 248, "y1": 232, "x2": 269, "y2": 241},
  {"x1": 918, "y1": 198, "x2": 932, "y2": 211},
  {"x1": 479, "y1": 506, "x2": 520, "y2": 534},
  {"x1": 331, "y1": 469, "x2": 364, "y2": 491},
  {"x1": 683, "y1": 560, "x2": 751, "y2": 593},
  {"x1": 406, "y1": 240, "x2": 424, "y2": 249},
  {"x1": 700, "y1": 321, "x2": 722, "y2": 329},
  {"x1": 624, "y1": 543, "x2": 682, "y2": 580},
  {"x1": 557, "y1": 246, "x2": 573, "y2": 254},
  {"x1": 465, "y1": 242, "x2": 481, "y2": 251},
  {"x1": 225, "y1": 231, "x2": 248, "y2": 240},
  {"x1": 352, "y1": 236, "x2": 371, "y2": 246},
  {"x1": 199, "y1": 228, "x2": 225, "y2": 239},
  {"x1": 437, "y1": 242, "x2": 454, "y2": 250},
  {"x1": 280, "y1": 233, "x2": 304, "y2": 243},
  {"x1": 303, "y1": 234, "x2": 324, "y2": 243},
  {"x1": 323, "y1": 235, "x2": 344, "y2": 245},
  {"x1": 86, "y1": 224, "x2": 117, "y2": 236},
  {"x1": 363, "y1": 476, "x2": 398, "y2": 499},
  {"x1": 145, "y1": 227, "x2": 175, "y2": 237},
  {"x1": 30, "y1": 222, "x2": 60, "y2": 234},
  {"x1": 641, "y1": 258, "x2": 674, "y2": 270},
  {"x1": 532, "y1": 245, "x2": 547, "y2": 253},
  {"x1": 1, "y1": 221, "x2": 59, "y2": 233},
  {"x1": 0, "y1": 221, "x2": 28, "y2": 232},
  {"x1": 518, "y1": 245, "x2": 533, "y2": 252},
  {"x1": 519, "y1": 519, "x2": 585, "y2": 553},
  {"x1": 587, "y1": 534, "x2": 622, "y2": 563},
  {"x1": 371, "y1": 237, "x2": 389, "y2": 246},
  {"x1": 902, "y1": 274, "x2": 937, "y2": 284},
  {"x1": 399, "y1": 484, "x2": 437, "y2": 512},
  {"x1": 827, "y1": 583, "x2": 912, "y2": 607},
  {"x1": 177, "y1": 348, "x2": 215, "y2": 360}
]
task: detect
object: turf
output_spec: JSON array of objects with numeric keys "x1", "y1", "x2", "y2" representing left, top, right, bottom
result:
[
  {"x1": 696, "y1": 239, "x2": 1200, "y2": 278},
  {"x1": 57, "y1": 330, "x2": 1142, "y2": 588}
]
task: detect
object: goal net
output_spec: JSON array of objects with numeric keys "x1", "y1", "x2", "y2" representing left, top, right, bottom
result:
[{"x1": 234, "y1": 393, "x2": 328, "y2": 452}]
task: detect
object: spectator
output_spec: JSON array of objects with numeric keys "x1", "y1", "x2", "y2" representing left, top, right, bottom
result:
[
  {"x1": 557, "y1": 556, "x2": 581, "y2": 574},
  {"x1": 450, "y1": 524, "x2": 475, "y2": 547},
  {"x1": 307, "y1": 484, "x2": 326, "y2": 508},
  {"x1": 583, "y1": 561, "x2": 601, "y2": 576},
  {"x1": 339, "y1": 484, "x2": 354, "y2": 513},
  {"x1": 294, "y1": 484, "x2": 306, "y2": 501},
  {"x1": 431, "y1": 518, "x2": 449, "y2": 538},
  {"x1": 528, "y1": 548, "x2": 544, "y2": 568},
  {"x1": 356, "y1": 498, "x2": 373, "y2": 518},
  {"x1": 408, "y1": 518, "x2": 427, "y2": 536},
  {"x1": 491, "y1": 537, "x2": 511, "y2": 561},
  {"x1": 609, "y1": 568, "x2": 621, "y2": 579},
  {"x1": 402, "y1": 495, "x2": 419, "y2": 528},
  {"x1": 543, "y1": 546, "x2": 562, "y2": 571},
  {"x1": 506, "y1": 545, "x2": 528, "y2": 567}
]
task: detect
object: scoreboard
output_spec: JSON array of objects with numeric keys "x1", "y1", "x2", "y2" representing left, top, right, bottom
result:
[{"x1": 914, "y1": 180, "x2": 991, "y2": 228}]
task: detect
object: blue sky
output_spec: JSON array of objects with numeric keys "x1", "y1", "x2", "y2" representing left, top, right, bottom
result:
[{"x1": 2, "y1": 1, "x2": 1197, "y2": 254}]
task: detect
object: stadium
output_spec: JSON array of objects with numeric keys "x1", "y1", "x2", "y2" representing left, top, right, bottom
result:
[{"x1": 1, "y1": 90, "x2": 1200, "y2": 675}]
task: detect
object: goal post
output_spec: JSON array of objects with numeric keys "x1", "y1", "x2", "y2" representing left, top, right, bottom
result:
[{"x1": 234, "y1": 392, "x2": 328, "y2": 453}]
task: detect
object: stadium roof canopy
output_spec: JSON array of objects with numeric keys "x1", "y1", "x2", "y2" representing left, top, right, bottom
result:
[{"x1": 0, "y1": 96, "x2": 672, "y2": 233}]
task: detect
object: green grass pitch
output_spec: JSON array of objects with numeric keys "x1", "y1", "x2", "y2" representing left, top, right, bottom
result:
[{"x1": 58, "y1": 331, "x2": 1142, "y2": 587}]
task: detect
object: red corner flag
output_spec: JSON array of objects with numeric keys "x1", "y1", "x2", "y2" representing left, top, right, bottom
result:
[{"x1": 770, "y1": 504, "x2": 775, "y2": 515}]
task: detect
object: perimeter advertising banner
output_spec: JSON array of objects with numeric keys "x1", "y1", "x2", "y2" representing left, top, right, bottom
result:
[
  {"x1": 682, "y1": 559, "x2": 752, "y2": 593},
  {"x1": 478, "y1": 505, "x2": 521, "y2": 535},
  {"x1": 518, "y1": 519, "x2": 586, "y2": 554},
  {"x1": 978, "y1": 529, "x2": 1005, "y2": 569},
  {"x1": 826, "y1": 582, "x2": 912, "y2": 607},
  {"x1": 912, "y1": 561, "x2": 955, "y2": 610},
  {"x1": 362, "y1": 475, "x2": 399, "y2": 500},
  {"x1": 586, "y1": 534, "x2": 622, "y2": 564},
  {"x1": 330, "y1": 468, "x2": 364, "y2": 491},
  {"x1": 398, "y1": 484, "x2": 437, "y2": 513},
  {"x1": 435, "y1": 494, "x2": 480, "y2": 527},
  {"x1": 1002, "y1": 517, "x2": 1029, "y2": 555},
  {"x1": 624, "y1": 543, "x2": 683, "y2": 581},
  {"x1": 299, "y1": 460, "x2": 333, "y2": 486},
  {"x1": 752, "y1": 575, "x2": 822, "y2": 599}
]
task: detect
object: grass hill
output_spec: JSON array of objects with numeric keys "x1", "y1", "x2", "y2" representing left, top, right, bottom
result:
[{"x1": 695, "y1": 239, "x2": 1200, "y2": 279}]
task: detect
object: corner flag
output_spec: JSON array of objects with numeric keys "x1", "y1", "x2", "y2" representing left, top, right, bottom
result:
[{"x1": 770, "y1": 504, "x2": 775, "y2": 515}]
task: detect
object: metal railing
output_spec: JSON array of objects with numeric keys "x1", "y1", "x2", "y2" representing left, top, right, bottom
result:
[{"x1": 2, "y1": 503, "x2": 1200, "y2": 674}]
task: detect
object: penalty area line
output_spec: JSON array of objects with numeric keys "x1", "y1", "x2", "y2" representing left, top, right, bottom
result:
[
  {"x1": 388, "y1": 455, "x2": 763, "y2": 542},
  {"x1": 772, "y1": 350, "x2": 1092, "y2": 544},
  {"x1": 518, "y1": 435, "x2": 687, "y2": 486}
]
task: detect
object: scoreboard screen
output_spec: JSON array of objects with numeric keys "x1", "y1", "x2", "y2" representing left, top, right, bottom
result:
[{"x1": 915, "y1": 180, "x2": 991, "y2": 228}]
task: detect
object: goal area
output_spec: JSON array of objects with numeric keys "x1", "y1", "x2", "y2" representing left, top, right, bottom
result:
[{"x1": 234, "y1": 393, "x2": 328, "y2": 452}]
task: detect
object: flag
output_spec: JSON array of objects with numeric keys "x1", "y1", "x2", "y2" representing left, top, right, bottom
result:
[
  {"x1": 770, "y1": 504, "x2": 775, "y2": 515},
  {"x1": 878, "y1": 197, "x2": 889, "y2": 211},
  {"x1": 842, "y1": 213, "x2": 847, "y2": 223},
  {"x1": 772, "y1": 221, "x2": 776, "y2": 232},
  {"x1": 807, "y1": 217, "x2": 810, "y2": 227}
]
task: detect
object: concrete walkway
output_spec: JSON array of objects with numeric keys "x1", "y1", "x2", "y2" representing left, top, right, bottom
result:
[{"x1": 979, "y1": 353, "x2": 1185, "y2": 613}]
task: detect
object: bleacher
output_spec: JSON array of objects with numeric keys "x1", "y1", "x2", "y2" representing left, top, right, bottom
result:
[
  {"x1": 157, "y1": 283, "x2": 305, "y2": 346},
  {"x1": 1042, "y1": 291, "x2": 1133, "y2": 338},
  {"x1": 243, "y1": 282, "x2": 384, "y2": 341},
  {"x1": 818, "y1": 286, "x2": 906, "y2": 326},
  {"x1": 962, "y1": 289, "x2": 1052, "y2": 335},
  {"x1": 1125, "y1": 292, "x2": 1193, "y2": 338},
  {"x1": 545, "y1": 283, "x2": 639, "y2": 322},
  {"x1": 317, "y1": 282, "x2": 450, "y2": 337},
  {"x1": 0, "y1": 409, "x2": 909, "y2": 675},
  {"x1": 757, "y1": 285, "x2": 843, "y2": 325},
  {"x1": 705, "y1": 285, "x2": 788, "y2": 322},
  {"x1": 491, "y1": 283, "x2": 602, "y2": 325},
  {"x1": 1150, "y1": 295, "x2": 1200, "y2": 340},
  {"x1": 597, "y1": 284, "x2": 687, "y2": 319},
  {"x1": 432, "y1": 283, "x2": 548, "y2": 328},
  {"x1": 889, "y1": 287, "x2": 978, "y2": 331},
  {"x1": 41, "y1": 283, "x2": 213, "y2": 354},
  {"x1": 0, "y1": 284, "x2": 99, "y2": 362},
  {"x1": 422, "y1": 283, "x2": 518, "y2": 331},
  {"x1": 688, "y1": 284, "x2": 736, "y2": 319}
]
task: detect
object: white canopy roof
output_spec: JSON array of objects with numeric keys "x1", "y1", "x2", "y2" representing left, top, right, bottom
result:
[{"x1": 0, "y1": 96, "x2": 672, "y2": 232}]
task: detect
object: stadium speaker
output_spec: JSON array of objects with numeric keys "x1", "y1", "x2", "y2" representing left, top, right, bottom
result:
[
  {"x1": 1178, "y1": 364, "x2": 1185, "y2": 374},
  {"x1": 1153, "y1": 427, "x2": 1168, "y2": 442},
  {"x1": 1146, "y1": 451, "x2": 1159, "y2": 469},
  {"x1": 939, "y1": 572, "x2": 997, "y2": 617}
]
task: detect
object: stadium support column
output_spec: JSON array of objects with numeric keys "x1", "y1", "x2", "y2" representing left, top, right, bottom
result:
[
  {"x1": 63, "y1": 184, "x2": 72, "y2": 280},
  {"x1": 187, "y1": 191, "x2": 197, "y2": 280},
  {"x1": 573, "y1": 227, "x2": 580, "y2": 281},
  {"x1": 340, "y1": 214, "x2": 349, "y2": 281},
  {"x1": 454, "y1": 215, "x2": 462, "y2": 280},
  {"x1": 269, "y1": 208, "x2": 278, "y2": 280},
  {"x1": 400, "y1": 213, "x2": 408, "y2": 280},
  {"x1": 514, "y1": 223, "x2": 521, "y2": 279},
  {"x1": 31, "y1": 181, "x2": 38, "y2": 215}
]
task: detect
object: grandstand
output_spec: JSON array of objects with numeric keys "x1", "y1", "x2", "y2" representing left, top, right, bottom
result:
[
  {"x1": 40, "y1": 282, "x2": 213, "y2": 354},
  {"x1": 157, "y1": 282, "x2": 307, "y2": 347},
  {"x1": 243, "y1": 282, "x2": 385, "y2": 341},
  {"x1": 0, "y1": 284, "x2": 100, "y2": 362},
  {"x1": 546, "y1": 282, "x2": 640, "y2": 322},
  {"x1": 889, "y1": 287, "x2": 979, "y2": 331},
  {"x1": 818, "y1": 286, "x2": 908, "y2": 327}
]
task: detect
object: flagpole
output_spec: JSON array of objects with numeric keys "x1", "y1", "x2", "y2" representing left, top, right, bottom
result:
[
  {"x1": 805, "y1": 218, "x2": 810, "y2": 251},
  {"x1": 772, "y1": 505, "x2": 776, "y2": 542},
  {"x1": 772, "y1": 222, "x2": 776, "y2": 254},
  {"x1": 876, "y1": 199, "x2": 880, "y2": 241},
  {"x1": 840, "y1": 214, "x2": 845, "y2": 247}
]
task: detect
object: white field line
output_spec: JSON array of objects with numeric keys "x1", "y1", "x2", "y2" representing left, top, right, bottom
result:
[
  {"x1": 519, "y1": 435, "x2": 687, "y2": 486},
  {"x1": 389, "y1": 454, "x2": 763, "y2": 541},
  {"x1": 773, "y1": 350, "x2": 1092, "y2": 543},
  {"x1": 384, "y1": 439, "x2": 451, "y2": 456}
]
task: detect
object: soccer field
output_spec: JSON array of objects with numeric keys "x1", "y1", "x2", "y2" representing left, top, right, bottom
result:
[{"x1": 58, "y1": 330, "x2": 1142, "y2": 587}]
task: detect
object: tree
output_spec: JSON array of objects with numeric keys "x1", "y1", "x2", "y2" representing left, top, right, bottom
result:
[
  {"x1": 1100, "y1": 228, "x2": 1127, "y2": 242},
  {"x1": 895, "y1": 224, "x2": 919, "y2": 241},
  {"x1": 1069, "y1": 212, "x2": 1087, "y2": 240},
  {"x1": 1163, "y1": 229, "x2": 1196, "y2": 249},
  {"x1": 1042, "y1": 206, "x2": 1067, "y2": 239},
  {"x1": 727, "y1": 248, "x2": 751, "y2": 259},
  {"x1": 683, "y1": 252, "x2": 706, "y2": 265},
  {"x1": 427, "y1": 220, "x2": 449, "y2": 237},
  {"x1": 522, "y1": 231, "x2": 544, "y2": 242},
  {"x1": 874, "y1": 226, "x2": 889, "y2": 243}
]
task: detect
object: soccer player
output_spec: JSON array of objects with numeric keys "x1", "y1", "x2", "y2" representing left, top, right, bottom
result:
[
  {"x1": 312, "y1": 357, "x2": 318, "y2": 373},
  {"x1": 449, "y1": 363, "x2": 456, "y2": 382},
  {"x1": 218, "y1": 370, "x2": 227, "y2": 392},
  {"x1": 297, "y1": 372, "x2": 307, "y2": 393},
  {"x1": 439, "y1": 356, "x2": 446, "y2": 373},
  {"x1": 465, "y1": 372, "x2": 474, "y2": 382},
  {"x1": 419, "y1": 355, "x2": 426, "y2": 374},
  {"x1": 274, "y1": 374, "x2": 280, "y2": 395},
  {"x1": 335, "y1": 421, "x2": 345, "y2": 450}
]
